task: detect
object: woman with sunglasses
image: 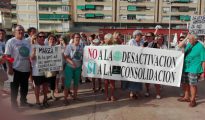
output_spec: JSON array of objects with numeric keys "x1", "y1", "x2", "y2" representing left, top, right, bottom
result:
[{"x1": 30, "y1": 32, "x2": 49, "y2": 109}]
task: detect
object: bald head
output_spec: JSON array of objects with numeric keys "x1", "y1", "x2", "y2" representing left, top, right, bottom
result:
[{"x1": 188, "y1": 34, "x2": 197, "y2": 45}]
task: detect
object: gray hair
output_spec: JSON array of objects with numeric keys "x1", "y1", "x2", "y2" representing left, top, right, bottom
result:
[
  {"x1": 104, "y1": 33, "x2": 113, "y2": 40},
  {"x1": 133, "y1": 30, "x2": 142, "y2": 38}
]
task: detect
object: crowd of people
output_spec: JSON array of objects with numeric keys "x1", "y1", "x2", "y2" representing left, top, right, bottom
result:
[{"x1": 0, "y1": 25, "x2": 205, "y2": 110}]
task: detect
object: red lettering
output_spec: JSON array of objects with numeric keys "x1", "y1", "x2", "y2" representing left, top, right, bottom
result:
[{"x1": 88, "y1": 48, "x2": 98, "y2": 59}]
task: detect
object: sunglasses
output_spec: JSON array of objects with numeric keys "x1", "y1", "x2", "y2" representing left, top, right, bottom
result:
[{"x1": 38, "y1": 36, "x2": 45, "y2": 38}]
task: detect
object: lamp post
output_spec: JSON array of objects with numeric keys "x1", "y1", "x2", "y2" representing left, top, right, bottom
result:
[
  {"x1": 168, "y1": 0, "x2": 172, "y2": 49},
  {"x1": 35, "y1": 0, "x2": 38, "y2": 31},
  {"x1": 61, "y1": 15, "x2": 64, "y2": 35},
  {"x1": 53, "y1": 12, "x2": 56, "y2": 33}
]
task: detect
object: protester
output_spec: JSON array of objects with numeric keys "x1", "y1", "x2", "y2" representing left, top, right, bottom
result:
[
  {"x1": 177, "y1": 33, "x2": 205, "y2": 107},
  {"x1": 55, "y1": 35, "x2": 68, "y2": 93},
  {"x1": 64, "y1": 33, "x2": 83, "y2": 105},
  {"x1": 0, "y1": 29, "x2": 9, "y2": 96},
  {"x1": 26, "y1": 27, "x2": 37, "y2": 44},
  {"x1": 30, "y1": 34, "x2": 37, "y2": 45},
  {"x1": 113, "y1": 31, "x2": 124, "y2": 45},
  {"x1": 45, "y1": 35, "x2": 58, "y2": 101},
  {"x1": 103, "y1": 33, "x2": 117, "y2": 101},
  {"x1": 123, "y1": 30, "x2": 144, "y2": 99},
  {"x1": 5, "y1": 25, "x2": 32, "y2": 108},
  {"x1": 175, "y1": 36, "x2": 187, "y2": 97},
  {"x1": 143, "y1": 32, "x2": 160, "y2": 98},
  {"x1": 30, "y1": 32, "x2": 49, "y2": 109},
  {"x1": 89, "y1": 34, "x2": 102, "y2": 93}
]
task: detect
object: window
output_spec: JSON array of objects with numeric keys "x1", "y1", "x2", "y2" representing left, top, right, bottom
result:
[
  {"x1": 62, "y1": 6, "x2": 70, "y2": 11},
  {"x1": 119, "y1": 15, "x2": 127, "y2": 20},
  {"x1": 18, "y1": 14, "x2": 28, "y2": 20},
  {"x1": 104, "y1": 15, "x2": 112, "y2": 19},
  {"x1": 120, "y1": 6, "x2": 127, "y2": 10},
  {"x1": 28, "y1": 5, "x2": 36, "y2": 11},
  {"x1": 29, "y1": 14, "x2": 36, "y2": 20},
  {"x1": 18, "y1": 5, "x2": 27, "y2": 10},
  {"x1": 77, "y1": 14, "x2": 85, "y2": 18},
  {"x1": 104, "y1": 6, "x2": 112, "y2": 10},
  {"x1": 127, "y1": 14, "x2": 136, "y2": 20}
]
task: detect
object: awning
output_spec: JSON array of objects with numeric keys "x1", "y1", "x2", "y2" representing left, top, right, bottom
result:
[
  {"x1": 127, "y1": 6, "x2": 137, "y2": 11},
  {"x1": 85, "y1": 13, "x2": 95, "y2": 18},
  {"x1": 174, "y1": 0, "x2": 190, "y2": 3},
  {"x1": 180, "y1": 15, "x2": 190, "y2": 21},
  {"x1": 95, "y1": 13, "x2": 104, "y2": 17},
  {"x1": 85, "y1": 4, "x2": 95, "y2": 9},
  {"x1": 39, "y1": 14, "x2": 71, "y2": 20},
  {"x1": 127, "y1": 14, "x2": 136, "y2": 17},
  {"x1": 39, "y1": 4, "x2": 64, "y2": 7},
  {"x1": 77, "y1": 5, "x2": 85, "y2": 10}
]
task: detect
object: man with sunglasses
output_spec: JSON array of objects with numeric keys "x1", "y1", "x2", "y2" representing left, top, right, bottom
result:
[
  {"x1": 143, "y1": 32, "x2": 155, "y2": 47},
  {"x1": 5, "y1": 25, "x2": 32, "y2": 109}
]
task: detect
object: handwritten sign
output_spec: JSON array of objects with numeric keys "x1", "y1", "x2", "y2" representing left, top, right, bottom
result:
[
  {"x1": 36, "y1": 46, "x2": 63, "y2": 72},
  {"x1": 189, "y1": 16, "x2": 205, "y2": 35}
]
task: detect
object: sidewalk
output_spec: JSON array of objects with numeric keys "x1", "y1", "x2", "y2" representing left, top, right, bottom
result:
[{"x1": 1, "y1": 80, "x2": 205, "y2": 120}]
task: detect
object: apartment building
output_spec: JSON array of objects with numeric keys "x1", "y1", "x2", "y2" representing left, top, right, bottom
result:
[
  {"x1": 10, "y1": 0, "x2": 205, "y2": 32},
  {"x1": 117, "y1": 0, "x2": 158, "y2": 25},
  {"x1": 74, "y1": 0, "x2": 115, "y2": 23},
  {"x1": 10, "y1": 0, "x2": 71, "y2": 32},
  {"x1": 38, "y1": 0, "x2": 72, "y2": 32},
  {"x1": 159, "y1": 0, "x2": 201, "y2": 28},
  {"x1": 0, "y1": 0, "x2": 12, "y2": 32}
]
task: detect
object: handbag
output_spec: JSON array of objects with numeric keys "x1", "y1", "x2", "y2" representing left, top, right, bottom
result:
[
  {"x1": 44, "y1": 71, "x2": 57, "y2": 78},
  {"x1": 0, "y1": 65, "x2": 8, "y2": 81}
]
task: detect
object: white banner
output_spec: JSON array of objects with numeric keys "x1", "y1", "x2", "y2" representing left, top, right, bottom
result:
[
  {"x1": 189, "y1": 15, "x2": 205, "y2": 35},
  {"x1": 82, "y1": 45, "x2": 184, "y2": 87},
  {"x1": 36, "y1": 46, "x2": 63, "y2": 72}
]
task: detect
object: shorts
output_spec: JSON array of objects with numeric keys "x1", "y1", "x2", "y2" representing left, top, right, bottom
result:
[
  {"x1": 181, "y1": 73, "x2": 200, "y2": 85},
  {"x1": 32, "y1": 76, "x2": 46, "y2": 86}
]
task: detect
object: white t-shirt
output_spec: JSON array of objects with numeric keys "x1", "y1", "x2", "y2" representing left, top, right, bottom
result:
[
  {"x1": 127, "y1": 38, "x2": 144, "y2": 47},
  {"x1": 30, "y1": 44, "x2": 44, "y2": 76},
  {"x1": 0, "y1": 41, "x2": 5, "y2": 54},
  {"x1": 5, "y1": 37, "x2": 31, "y2": 72},
  {"x1": 64, "y1": 44, "x2": 83, "y2": 68}
]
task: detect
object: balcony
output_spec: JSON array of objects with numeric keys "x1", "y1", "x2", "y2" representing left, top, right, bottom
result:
[
  {"x1": 172, "y1": 0, "x2": 191, "y2": 3},
  {"x1": 39, "y1": 4, "x2": 70, "y2": 13},
  {"x1": 85, "y1": 13, "x2": 104, "y2": 19},
  {"x1": 85, "y1": 0, "x2": 104, "y2": 2},
  {"x1": 127, "y1": 5, "x2": 146, "y2": 11},
  {"x1": 127, "y1": 0, "x2": 143, "y2": 2},
  {"x1": 39, "y1": 14, "x2": 71, "y2": 21}
]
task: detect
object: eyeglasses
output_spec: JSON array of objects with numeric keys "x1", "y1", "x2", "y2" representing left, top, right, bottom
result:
[{"x1": 38, "y1": 36, "x2": 45, "y2": 38}]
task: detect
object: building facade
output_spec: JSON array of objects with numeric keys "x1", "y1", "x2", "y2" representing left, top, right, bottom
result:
[
  {"x1": 11, "y1": 0, "x2": 71, "y2": 32},
  {"x1": 10, "y1": 0, "x2": 205, "y2": 32},
  {"x1": 0, "y1": 0, "x2": 12, "y2": 33}
]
